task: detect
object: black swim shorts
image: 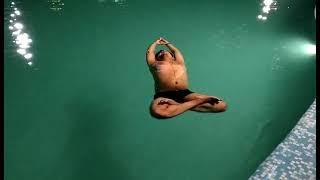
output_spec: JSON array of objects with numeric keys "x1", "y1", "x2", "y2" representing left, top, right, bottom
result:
[{"x1": 153, "y1": 89, "x2": 194, "y2": 103}]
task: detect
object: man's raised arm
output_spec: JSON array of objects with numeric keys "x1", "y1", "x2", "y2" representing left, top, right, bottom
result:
[
  {"x1": 160, "y1": 38, "x2": 185, "y2": 64},
  {"x1": 146, "y1": 39, "x2": 160, "y2": 66}
]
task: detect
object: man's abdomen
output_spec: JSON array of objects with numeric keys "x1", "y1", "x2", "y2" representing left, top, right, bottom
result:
[{"x1": 155, "y1": 76, "x2": 189, "y2": 92}]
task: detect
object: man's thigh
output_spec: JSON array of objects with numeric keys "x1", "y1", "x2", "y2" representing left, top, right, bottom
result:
[
  {"x1": 183, "y1": 92, "x2": 221, "y2": 101},
  {"x1": 183, "y1": 92, "x2": 227, "y2": 112}
]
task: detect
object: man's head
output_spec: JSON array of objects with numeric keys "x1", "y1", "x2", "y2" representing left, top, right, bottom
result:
[{"x1": 155, "y1": 50, "x2": 175, "y2": 61}]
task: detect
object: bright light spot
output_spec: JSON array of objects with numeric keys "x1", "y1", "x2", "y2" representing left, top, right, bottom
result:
[
  {"x1": 14, "y1": 10, "x2": 21, "y2": 15},
  {"x1": 258, "y1": 15, "x2": 263, "y2": 19},
  {"x1": 17, "y1": 33, "x2": 29, "y2": 40},
  {"x1": 13, "y1": 22, "x2": 23, "y2": 29},
  {"x1": 16, "y1": 34, "x2": 32, "y2": 45},
  {"x1": 24, "y1": 53, "x2": 33, "y2": 59},
  {"x1": 12, "y1": 30, "x2": 21, "y2": 35},
  {"x1": 263, "y1": 0, "x2": 273, "y2": 6},
  {"x1": 303, "y1": 44, "x2": 316, "y2": 55},
  {"x1": 262, "y1": 16, "x2": 267, "y2": 20},
  {"x1": 19, "y1": 44, "x2": 30, "y2": 48},
  {"x1": 17, "y1": 48, "x2": 26, "y2": 55},
  {"x1": 9, "y1": 4, "x2": 35, "y2": 66},
  {"x1": 263, "y1": 6, "x2": 271, "y2": 13}
]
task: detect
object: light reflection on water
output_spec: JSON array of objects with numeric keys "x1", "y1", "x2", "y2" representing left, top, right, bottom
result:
[
  {"x1": 257, "y1": 0, "x2": 279, "y2": 21},
  {"x1": 7, "y1": 1, "x2": 34, "y2": 66},
  {"x1": 98, "y1": 0, "x2": 128, "y2": 7},
  {"x1": 48, "y1": 0, "x2": 64, "y2": 12}
]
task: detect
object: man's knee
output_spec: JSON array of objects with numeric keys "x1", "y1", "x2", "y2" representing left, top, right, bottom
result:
[{"x1": 150, "y1": 106, "x2": 174, "y2": 119}]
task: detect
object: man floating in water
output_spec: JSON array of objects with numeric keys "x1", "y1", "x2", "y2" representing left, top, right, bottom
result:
[{"x1": 146, "y1": 37, "x2": 227, "y2": 119}]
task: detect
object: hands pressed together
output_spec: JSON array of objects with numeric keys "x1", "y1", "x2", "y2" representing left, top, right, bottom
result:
[{"x1": 155, "y1": 37, "x2": 170, "y2": 45}]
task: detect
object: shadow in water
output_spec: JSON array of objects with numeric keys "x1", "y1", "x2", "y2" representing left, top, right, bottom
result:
[{"x1": 56, "y1": 97, "x2": 130, "y2": 180}]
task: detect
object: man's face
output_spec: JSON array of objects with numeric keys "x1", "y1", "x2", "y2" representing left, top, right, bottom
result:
[{"x1": 156, "y1": 50, "x2": 174, "y2": 61}]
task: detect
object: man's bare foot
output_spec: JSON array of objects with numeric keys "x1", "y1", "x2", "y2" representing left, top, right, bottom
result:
[{"x1": 207, "y1": 97, "x2": 222, "y2": 105}]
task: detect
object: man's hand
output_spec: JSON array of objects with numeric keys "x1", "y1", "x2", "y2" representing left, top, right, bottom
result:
[
  {"x1": 155, "y1": 37, "x2": 170, "y2": 45},
  {"x1": 155, "y1": 38, "x2": 162, "y2": 45},
  {"x1": 159, "y1": 37, "x2": 170, "y2": 45}
]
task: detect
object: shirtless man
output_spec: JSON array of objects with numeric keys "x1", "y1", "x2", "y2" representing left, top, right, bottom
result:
[{"x1": 146, "y1": 37, "x2": 227, "y2": 119}]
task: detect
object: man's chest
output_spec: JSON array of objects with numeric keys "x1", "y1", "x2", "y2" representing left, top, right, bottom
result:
[{"x1": 154, "y1": 62, "x2": 186, "y2": 74}]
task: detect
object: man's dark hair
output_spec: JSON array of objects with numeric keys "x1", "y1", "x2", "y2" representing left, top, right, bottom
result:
[
  {"x1": 155, "y1": 50, "x2": 164, "y2": 60},
  {"x1": 155, "y1": 50, "x2": 175, "y2": 60}
]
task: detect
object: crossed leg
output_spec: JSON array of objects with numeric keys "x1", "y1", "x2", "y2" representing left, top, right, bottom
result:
[
  {"x1": 183, "y1": 93, "x2": 227, "y2": 113},
  {"x1": 150, "y1": 93, "x2": 227, "y2": 119}
]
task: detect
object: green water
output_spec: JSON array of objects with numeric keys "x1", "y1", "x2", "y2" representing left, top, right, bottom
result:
[{"x1": 4, "y1": 0, "x2": 316, "y2": 180}]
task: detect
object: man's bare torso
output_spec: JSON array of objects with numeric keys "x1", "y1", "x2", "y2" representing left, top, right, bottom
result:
[
  {"x1": 150, "y1": 61, "x2": 189, "y2": 92},
  {"x1": 146, "y1": 37, "x2": 227, "y2": 118}
]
